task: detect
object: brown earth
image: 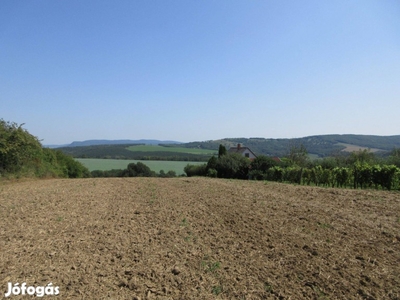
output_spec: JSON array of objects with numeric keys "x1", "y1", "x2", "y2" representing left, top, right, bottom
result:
[{"x1": 0, "y1": 177, "x2": 399, "y2": 299}]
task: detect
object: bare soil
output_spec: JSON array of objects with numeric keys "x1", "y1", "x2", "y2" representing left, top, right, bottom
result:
[{"x1": 1, "y1": 177, "x2": 399, "y2": 299}]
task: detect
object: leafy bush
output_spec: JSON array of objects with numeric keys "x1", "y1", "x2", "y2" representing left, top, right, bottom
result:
[
  {"x1": 158, "y1": 170, "x2": 177, "y2": 178},
  {"x1": 332, "y1": 167, "x2": 350, "y2": 188},
  {"x1": 123, "y1": 162, "x2": 156, "y2": 177},
  {"x1": 283, "y1": 167, "x2": 302, "y2": 184},
  {"x1": 250, "y1": 155, "x2": 279, "y2": 173},
  {"x1": 0, "y1": 119, "x2": 90, "y2": 179},
  {"x1": 184, "y1": 164, "x2": 207, "y2": 177},
  {"x1": 207, "y1": 168, "x2": 218, "y2": 178},
  {"x1": 215, "y1": 153, "x2": 250, "y2": 179},
  {"x1": 265, "y1": 166, "x2": 284, "y2": 182},
  {"x1": 0, "y1": 120, "x2": 42, "y2": 174}
]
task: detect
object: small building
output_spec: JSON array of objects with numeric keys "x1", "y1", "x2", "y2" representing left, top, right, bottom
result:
[{"x1": 228, "y1": 144, "x2": 257, "y2": 160}]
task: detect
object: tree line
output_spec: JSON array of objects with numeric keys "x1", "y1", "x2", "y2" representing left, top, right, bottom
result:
[
  {"x1": 58, "y1": 144, "x2": 210, "y2": 161},
  {"x1": 90, "y1": 162, "x2": 177, "y2": 178},
  {"x1": 184, "y1": 144, "x2": 400, "y2": 191},
  {"x1": 0, "y1": 119, "x2": 90, "y2": 179}
]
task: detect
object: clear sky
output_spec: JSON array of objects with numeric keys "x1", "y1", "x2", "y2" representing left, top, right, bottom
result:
[{"x1": 1, "y1": 1, "x2": 399, "y2": 145}]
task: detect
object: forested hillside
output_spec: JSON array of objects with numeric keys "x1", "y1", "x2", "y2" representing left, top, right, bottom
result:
[
  {"x1": 180, "y1": 135, "x2": 400, "y2": 157},
  {"x1": 66, "y1": 139, "x2": 181, "y2": 147}
]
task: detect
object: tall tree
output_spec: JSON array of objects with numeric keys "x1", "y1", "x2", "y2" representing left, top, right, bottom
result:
[
  {"x1": 218, "y1": 144, "x2": 227, "y2": 158},
  {"x1": 287, "y1": 142, "x2": 308, "y2": 167},
  {"x1": 347, "y1": 149, "x2": 376, "y2": 165}
]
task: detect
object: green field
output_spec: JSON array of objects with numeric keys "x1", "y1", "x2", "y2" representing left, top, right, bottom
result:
[
  {"x1": 76, "y1": 158, "x2": 204, "y2": 175},
  {"x1": 126, "y1": 145, "x2": 217, "y2": 155}
]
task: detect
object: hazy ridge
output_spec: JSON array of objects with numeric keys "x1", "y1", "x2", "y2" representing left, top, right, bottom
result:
[
  {"x1": 46, "y1": 139, "x2": 182, "y2": 148},
  {"x1": 55, "y1": 134, "x2": 400, "y2": 159},
  {"x1": 175, "y1": 134, "x2": 400, "y2": 157}
]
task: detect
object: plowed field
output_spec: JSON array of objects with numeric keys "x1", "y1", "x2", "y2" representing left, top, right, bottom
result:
[{"x1": 1, "y1": 177, "x2": 399, "y2": 299}]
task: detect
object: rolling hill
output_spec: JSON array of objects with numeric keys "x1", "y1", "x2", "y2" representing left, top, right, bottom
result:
[
  {"x1": 45, "y1": 139, "x2": 182, "y2": 148},
  {"x1": 179, "y1": 134, "x2": 400, "y2": 158},
  {"x1": 56, "y1": 134, "x2": 400, "y2": 160}
]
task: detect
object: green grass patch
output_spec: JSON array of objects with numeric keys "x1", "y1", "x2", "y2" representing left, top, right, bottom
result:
[
  {"x1": 201, "y1": 258, "x2": 221, "y2": 273},
  {"x1": 76, "y1": 158, "x2": 204, "y2": 175},
  {"x1": 264, "y1": 282, "x2": 274, "y2": 293},
  {"x1": 317, "y1": 222, "x2": 332, "y2": 229},
  {"x1": 180, "y1": 218, "x2": 189, "y2": 227},
  {"x1": 211, "y1": 285, "x2": 223, "y2": 295}
]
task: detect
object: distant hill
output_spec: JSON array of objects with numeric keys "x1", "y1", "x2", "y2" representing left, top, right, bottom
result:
[
  {"x1": 178, "y1": 134, "x2": 400, "y2": 158},
  {"x1": 47, "y1": 139, "x2": 182, "y2": 148},
  {"x1": 55, "y1": 134, "x2": 400, "y2": 160}
]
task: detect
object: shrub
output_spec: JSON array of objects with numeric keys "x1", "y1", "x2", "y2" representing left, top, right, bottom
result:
[
  {"x1": 265, "y1": 166, "x2": 284, "y2": 182},
  {"x1": 165, "y1": 170, "x2": 177, "y2": 177},
  {"x1": 0, "y1": 119, "x2": 90, "y2": 179},
  {"x1": 215, "y1": 153, "x2": 250, "y2": 179},
  {"x1": 184, "y1": 164, "x2": 207, "y2": 177},
  {"x1": 124, "y1": 162, "x2": 155, "y2": 177},
  {"x1": 207, "y1": 168, "x2": 218, "y2": 178}
]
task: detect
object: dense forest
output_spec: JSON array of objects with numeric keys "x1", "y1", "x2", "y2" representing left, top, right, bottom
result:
[{"x1": 0, "y1": 119, "x2": 89, "y2": 179}]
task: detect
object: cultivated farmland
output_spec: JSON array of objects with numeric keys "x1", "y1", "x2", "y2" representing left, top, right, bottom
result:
[{"x1": 1, "y1": 178, "x2": 399, "y2": 299}]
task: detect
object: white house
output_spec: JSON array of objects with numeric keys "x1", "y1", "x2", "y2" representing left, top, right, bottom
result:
[{"x1": 228, "y1": 144, "x2": 257, "y2": 160}]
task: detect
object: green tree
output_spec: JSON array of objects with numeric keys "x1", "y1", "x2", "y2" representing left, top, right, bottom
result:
[
  {"x1": 215, "y1": 153, "x2": 250, "y2": 179},
  {"x1": 54, "y1": 150, "x2": 91, "y2": 178},
  {"x1": 0, "y1": 119, "x2": 90, "y2": 178},
  {"x1": 250, "y1": 155, "x2": 278, "y2": 172},
  {"x1": 348, "y1": 149, "x2": 376, "y2": 165},
  {"x1": 218, "y1": 144, "x2": 227, "y2": 158},
  {"x1": 207, "y1": 155, "x2": 217, "y2": 168},
  {"x1": 166, "y1": 170, "x2": 177, "y2": 177},
  {"x1": 125, "y1": 162, "x2": 154, "y2": 177},
  {"x1": 184, "y1": 164, "x2": 207, "y2": 177},
  {"x1": 320, "y1": 157, "x2": 338, "y2": 169},
  {"x1": 249, "y1": 155, "x2": 279, "y2": 180},
  {"x1": 0, "y1": 119, "x2": 42, "y2": 174},
  {"x1": 207, "y1": 168, "x2": 218, "y2": 178},
  {"x1": 387, "y1": 148, "x2": 400, "y2": 167},
  {"x1": 283, "y1": 167, "x2": 303, "y2": 184},
  {"x1": 286, "y1": 142, "x2": 309, "y2": 167},
  {"x1": 265, "y1": 166, "x2": 284, "y2": 182}
]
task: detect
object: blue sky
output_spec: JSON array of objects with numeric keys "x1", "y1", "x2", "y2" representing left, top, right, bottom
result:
[{"x1": 1, "y1": 1, "x2": 399, "y2": 144}]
